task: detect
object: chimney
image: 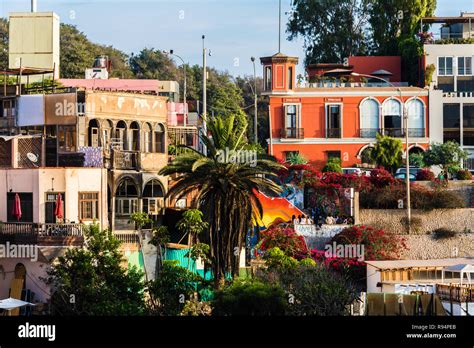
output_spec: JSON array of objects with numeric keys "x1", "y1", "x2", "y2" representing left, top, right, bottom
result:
[{"x1": 31, "y1": 0, "x2": 37, "y2": 12}]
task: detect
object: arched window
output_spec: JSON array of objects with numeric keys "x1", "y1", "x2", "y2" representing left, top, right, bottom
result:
[
  {"x1": 142, "y1": 179, "x2": 165, "y2": 215},
  {"x1": 154, "y1": 124, "x2": 165, "y2": 153},
  {"x1": 88, "y1": 119, "x2": 100, "y2": 147},
  {"x1": 115, "y1": 121, "x2": 127, "y2": 150},
  {"x1": 143, "y1": 123, "x2": 153, "y2": 153},
  {"x1": 129, "y1": 121, "x2": 140, "y2": 151},
  {"x1": 406, "y1": 99, "x2": 425, "y2": 137},
  {"x1": 383, "y1": 99, "x2": 402, "y2": 137},
  {"x1": 115, "y1": 177, "x2": 138, "y2": 216},
  {"x1": 360, "y1": 99, "x2": 380, "y2": 138}
]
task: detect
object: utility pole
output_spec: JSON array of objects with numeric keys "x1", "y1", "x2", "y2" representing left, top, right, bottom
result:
[
  {"x1": 251, "y1": 57, "x2": 258, "y2": 144},
  {"x1": 278, "y1": 0, "x2": 282, "y2": 53},
  {"x1": 163, "y1": 50, "x2": 187, "y2": 126},
  {"x1": 399, "y1": 88, "x2": 412, "y2": 234}
]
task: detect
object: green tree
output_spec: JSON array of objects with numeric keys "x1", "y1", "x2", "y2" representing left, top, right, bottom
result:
[
  {"x1": 235, "y1": 75, "x2": 269, "y2": 147},
  {"x1": 287, "y1": 0, "x2": 370, "y2": 64},
  {"x1": 176, "y1": 209, "x2": 209, "y2": 269},
  {"x1": 45, "y1": 224, "x2": 145, "y2": 315},
  {"x1": 322, "y1": 157, "x2": 343, "y2": 173},
  {"x1": 129, "y1": 48, "x2": 178, "y2": 80},
  {"x1": 0, "y1": 18, "x2": 8, "y2": 70},
  {"x1": 159, "y1": 115, "x2": 284, "y2": 286},
  {"x1": 128, "y1": 212, "x2": 152, "y2": 231},
  {"x1": 367, "y1": 0, "x2": 436, "y2": 84},
  {"x1": 60, "y1": 24, "x2": 133, "y2": 78},
  {"x1": 423, "y1": 141, "x2": 468, "y2": 180},
  {"x1": 371, "y1": 133, "x2": 403, "y2": 173},
  {"x1": 149, "y1": 225, "x2": 170, "y2": 274},
  {"x1": 212, "y1": 278, "x2": 287, "y2": 316},
  {"x1": 147, "y1": 260, "x2": 201, "y2": 315}
]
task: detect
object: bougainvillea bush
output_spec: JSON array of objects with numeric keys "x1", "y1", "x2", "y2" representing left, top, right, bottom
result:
[
  {"x1": 257, "y1": 225, "x2": 309, "y2": 259},
  {"x1": 330, "y1": 225, "x2": 407, "y2": 260},
  {"x1": 416, "y1": 168, "x2": 435, "y2": 181}
]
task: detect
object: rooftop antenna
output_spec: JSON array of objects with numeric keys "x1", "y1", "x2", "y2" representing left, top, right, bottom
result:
[
  {"x1": 31, "y1": 0, "x2": 37, "y2": 12},
  {"x1": 278, "y1": 0, "x2": 281, "y2": 52}
]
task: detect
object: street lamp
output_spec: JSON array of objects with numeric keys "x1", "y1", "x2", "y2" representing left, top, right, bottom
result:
[
  {"x1": 251, "y1": 57, "x2": 258, "y2": 144},
  {"x1": 163, "y1": 49, "x2": 187, "y2": 127},
  {"x1": 351, "y1": 72, "x2": 412, "y2": 232}
]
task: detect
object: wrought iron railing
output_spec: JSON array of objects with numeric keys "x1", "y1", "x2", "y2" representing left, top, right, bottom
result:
[
  {"x1": 0, "y1": 222, "x2": 84, "y2": 245},
  {"x1": 280, "y1": 128, "x2": 304, "y2": 139}
]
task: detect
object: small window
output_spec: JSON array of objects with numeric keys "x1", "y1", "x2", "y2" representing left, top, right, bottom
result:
[
  {"x1": 326, "y1": 151, "x2": 341, "y2": 161},
  {"x1": 264, "y1": 66, "x2": 272, "y2": 91},
  {"x1": 288, "y1": 67, "x2": 293, "y2": 89},
  {"x1": 438, "y1": 57, "x2": 453, "y2": 76},
  {"x1": 458, "y1": 57, "x2": 472, "y2": 75},
  {"x1": 79, "y1": 192, "x2": 99, "y2": 220},
  {"x1": 284, "y1": 151, "x2": 299, "y2": 161}
]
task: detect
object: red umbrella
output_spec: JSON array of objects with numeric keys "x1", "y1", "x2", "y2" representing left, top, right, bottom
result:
[
  {"x1": 55, "y1": 194, "x2": 63, "y2": 220},
  {"x1": 12, "y1": 193, "x2": 22, "y2": 221}
]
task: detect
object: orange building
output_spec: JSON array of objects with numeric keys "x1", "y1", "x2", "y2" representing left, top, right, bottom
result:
[{"x1": 260, "y1": 53, "x2": 430, "y2": 169}]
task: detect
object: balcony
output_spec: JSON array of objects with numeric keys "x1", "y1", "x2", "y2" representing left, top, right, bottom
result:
[
  {"x1": 383, "y1": 128, "x2": 426, "y2": 138},
  {"x1": 326, "y1": 128, "x2": 341, "y2": 138},
  {"x1": 360, "y1": 128, "x2": 381, "y2": 138},
  {"x1": 112, "y1": 150, "x2": 140, "y2": 170},
  {"x1": 280, "y1": 128, "x2": 304, "y2": 139},
  {"x1": 436, "y1": 283, "x2": 474, "y2": 303},
  {"x1": 0, "y1": 222, "x2": 84, "y2": 246}
]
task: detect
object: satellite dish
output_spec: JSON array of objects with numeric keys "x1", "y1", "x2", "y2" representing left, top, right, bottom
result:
[{"x1": 27, "y1": 153, "x2": 38, "y2": 163}]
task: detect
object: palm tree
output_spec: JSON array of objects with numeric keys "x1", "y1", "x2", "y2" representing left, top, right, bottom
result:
[{"x1": 159, "y1": 115, "x2": 283, "y2": 287}]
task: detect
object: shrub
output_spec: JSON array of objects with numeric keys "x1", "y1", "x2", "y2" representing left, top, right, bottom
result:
[
  {"x1": 330, "y1": 225, "x2": 407, "y2": 260},
  {"x1": 212, "y1": 279, "x2": 287, "y2": 316},
  {"x1": 431, "y1": 228, "x2": 458, "y2": 240},
  {"x1": 360, "y1": 186, "x2": 465, "y2": 210},
  {"x1": 258, "y1": 226, "x2": 309, "y2": 259},
  {"x1": 367, "y1": 168, "x2": 398, "y2": 188},
  {"x1": 147, "y1": 260, "x2": 201, "y2": 316},
  {"x1": 322, "y1": 157, "x2": 342, "y2": 173},
  {"x1": 263, "y1": 247, "x2": 300, "y2": 269},
  {"x1": 416, "y1": 169, "x2": 435, "y2": 181},
  {"x1": 456, "y1": 169, "x2": 473, "y2": 180},
  {"x1": 258, "y1": 264, "x2": 358, "y2": 316}
]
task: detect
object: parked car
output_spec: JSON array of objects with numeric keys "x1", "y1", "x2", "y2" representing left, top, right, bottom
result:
[
  {"x1": 342, "y1": 168, "x2": 362, "y2": 176},
  {"x1": 395, "y1": 167, "x2": 422, "y2": 176},
  {"x1": 394, "y1": 172, "x2": 416, "y2": 181}
]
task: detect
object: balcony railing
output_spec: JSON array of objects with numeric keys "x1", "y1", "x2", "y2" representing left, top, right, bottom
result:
[
  {"x1": 360, "y1": 128, "x2": 381, "y2": 138},
  {"x1": 326, "y1": 128, "x2": 341, "y2": 138},
  {"x1": 436, "y1": 283, "x2": 474, "y2": 303},
  {"x1": 113, "y1": 150, "x2": 140, "y2": 169},
  {"x1": 280, "y1": 128, "x2": 304, "y2": 139},
  {"x1": 383, "y1": 128, "x2": 426, "y2": 138},
  {"x1": 0, "y1": 222, "x2": 85, "y2": 246}
]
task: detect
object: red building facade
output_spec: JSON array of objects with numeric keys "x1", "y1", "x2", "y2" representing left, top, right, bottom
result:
[{"x1": 261, "y1": 53, "x2": 430, "y2": 169}]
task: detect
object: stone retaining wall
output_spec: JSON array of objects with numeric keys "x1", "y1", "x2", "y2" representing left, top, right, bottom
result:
[
  {"x1": 359, "y1": 209, "x2": 474, "y2": 234},
  {"x1": 401, "y1": 234, "x2": 474, "y2": 259}
]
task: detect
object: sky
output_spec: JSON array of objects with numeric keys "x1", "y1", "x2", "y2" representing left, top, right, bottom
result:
[{"x1": 1, "y1": 0, "x2": 473, "y2": 78}]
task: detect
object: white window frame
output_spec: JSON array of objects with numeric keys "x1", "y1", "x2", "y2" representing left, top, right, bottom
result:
[
  {"x1": 457, "y1": 56, "x2": 473, "y2": 76},
  {"x1": 115, "y1": 198, "x2": 138, "y2": 216},
  {"x1": 359, "y1": 97, "x2": 381, "y2": 136},
  {"x1": 438, "y1": 56, "x2": 454, "y2": 76}
]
